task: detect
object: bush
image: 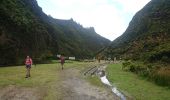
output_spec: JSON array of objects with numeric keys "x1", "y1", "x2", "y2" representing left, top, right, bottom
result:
[
  {"x1": 122, "y1": 60, "x2": 170, "y2": 87},
  {"x1": 122, "y1": 60, "x2": 152, "y2": 76},
  {"x1": 161, "y1": 56, "x2": 170, "y2": 63},
  {"x1": 122, "y1": 60, "x2": 132, "y2": 70},
  {"x1": 150, "y1": 67, "x2": 170, "y2": 86},
  {"x1": 148, "y1": 50, "x2": 170, "y2": 63}
]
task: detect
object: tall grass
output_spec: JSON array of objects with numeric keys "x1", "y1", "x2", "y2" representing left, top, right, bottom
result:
[
  {"x1": 150, "y1": 67, "x2": 170, "y2": 86},
  {"x1": 122, "y1": 60, "x2": 170, "y2": 86},
  {"x1": 106, "y1": 63, "x2": 170, "y2": 100}
]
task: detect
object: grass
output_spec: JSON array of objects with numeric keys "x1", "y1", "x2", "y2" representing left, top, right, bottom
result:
[
  {"x1": 0, "y1": 64, "x2": 59, "y2": 87},
  {"x1": 86, "y1": 75, "x2": 105, "y2": 88},
  {"x1": 106, "y1": 63, "x2": 170, "y2": 100},
  {"x1": 0, "y1": 61, "x2": 88, "y2": 99},
  {"x1": 0, "y1": 63, "x2": 62, "y2": 99}
]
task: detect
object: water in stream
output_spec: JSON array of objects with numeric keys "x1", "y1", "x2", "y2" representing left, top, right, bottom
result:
[{"x1": 98, "y1": 69, "x2": 126, "y2": 100}]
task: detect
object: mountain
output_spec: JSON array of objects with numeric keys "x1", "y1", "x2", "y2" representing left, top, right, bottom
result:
[
  {"x1": 104, "y1": 0, "x2": 170, "y2": 86},
  {"x1": 106, "y1": 0, "x2": 170, "y2": 62},
  {"x1": 0, "y1": 0, "x2": 110, "y2": 66}
]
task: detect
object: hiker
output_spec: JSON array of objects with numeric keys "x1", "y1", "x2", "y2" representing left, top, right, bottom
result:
[
  {"x1": 25, "y1": 56, "x2": 33, "y2": 78},
  {"x1": 60, "y1": 55, "x2": 65, "y2": 70}
]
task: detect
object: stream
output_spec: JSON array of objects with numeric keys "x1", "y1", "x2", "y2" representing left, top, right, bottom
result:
[{"x1": 98, "y1": 67, "x2": 126, "y2": 100}]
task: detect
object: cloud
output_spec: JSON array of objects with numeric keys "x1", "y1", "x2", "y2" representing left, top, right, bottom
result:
[{"x1": 37, "y1": 0, "x2": 151, "y2": 40}]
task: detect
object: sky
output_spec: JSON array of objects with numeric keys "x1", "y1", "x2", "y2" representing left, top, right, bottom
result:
[{"x1": 36, "y1": 0, "x2": 151, "y2": 41}]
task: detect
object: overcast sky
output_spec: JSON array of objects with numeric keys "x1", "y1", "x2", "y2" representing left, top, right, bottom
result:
[{"x1": 36, "y1": 0, "x2": 151, "y2": 41}]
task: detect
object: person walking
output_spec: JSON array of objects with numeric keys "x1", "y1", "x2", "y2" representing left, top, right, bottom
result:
[
  {"x1": 25, "y1": 56, "x2": 33, "y2": 78},
  {"x1": 60, "y1": 55, "x2": 65, "y2": 70}
]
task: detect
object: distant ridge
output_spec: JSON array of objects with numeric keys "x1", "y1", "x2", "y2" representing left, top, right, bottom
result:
[
  {"x1": 0, "y1": 0, "x2": 110, "y2": 66},
  {"x1": 106, "y1": 0, "x2": 170, "y2": 62}
]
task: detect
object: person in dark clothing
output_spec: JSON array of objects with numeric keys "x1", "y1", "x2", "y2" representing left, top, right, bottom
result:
[
  {"x1": 60, "y1": 55, "x2": 65, "y2": 70},
  {"x1": 25, "y1": 56, "x2": 33, "y2": 78}
]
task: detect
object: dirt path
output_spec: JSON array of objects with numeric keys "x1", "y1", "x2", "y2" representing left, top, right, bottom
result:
[
  {"x1": 0, "y1": 85, "x2": 44, "y2": 100},
  {"x1": 0, "y1": 63, "x2": 119, "y2": 100},
  {"x1": 58, "y1": 67, "x2": 119, "y2": 100}
]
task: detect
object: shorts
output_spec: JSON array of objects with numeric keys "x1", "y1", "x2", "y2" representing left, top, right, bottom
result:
[{"x1": 26, "y1": 64, "x2": 31, "y2": 68}]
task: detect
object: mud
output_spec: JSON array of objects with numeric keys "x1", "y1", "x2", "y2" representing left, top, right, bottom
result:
[
  {"x1": 59, "y1": 68, "x2": 119, "y2": 100},
  {"x1": 0, "y1": 64, "x2": 119, "y2": 100},
  {"x1": 0, "y1": 85, "x2": 45, "y2": 100}
]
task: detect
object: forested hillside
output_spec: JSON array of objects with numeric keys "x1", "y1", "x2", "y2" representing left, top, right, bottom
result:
[
  {"x1": 104, "y1": 0, "x2": 170, "y2": 86},
  {"x1": 106, "y1": 0, "x2": 170, "y2": 62},
  {"x1": 0, "y1": 0, "x2": 110, "y2": 66}
]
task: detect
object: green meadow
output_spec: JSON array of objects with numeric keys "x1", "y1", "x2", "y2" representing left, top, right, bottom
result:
[
  {"x1": 106, "y1": 63, "x2": 170, "y2": 100},
  {"x1": 1, "y1": 61, "x2": 170, "y2": 100},
  {"x1": 0, "y1": 61, "x2": 86, "y2": 99}
]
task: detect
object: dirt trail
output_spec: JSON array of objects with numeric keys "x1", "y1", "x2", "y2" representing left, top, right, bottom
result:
[
  {"x1": 58, "y1": 67, "x2": 119, "y2": 100},
  {"x1": 0, "y1": 85, "x2": 44, "y2": 100},
  {"x1": 0, "y1": 63, "x2": 119, "y2": 100}
]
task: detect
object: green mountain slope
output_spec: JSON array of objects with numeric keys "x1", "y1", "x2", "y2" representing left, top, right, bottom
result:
[
  {"x1": 0, "y1": 0, "x2": 110, "y2": 66},
  {"x1": 48, "y1": 18, "x2": 110, "y2": 58},
  {"x1": 105, "y1": 0, "x2": 170, "y2": 86},
  {"x1": 107, "y1": 0, "x2": 170, "y2": 62}
]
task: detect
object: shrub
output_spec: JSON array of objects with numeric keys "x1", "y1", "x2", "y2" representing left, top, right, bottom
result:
[
  {"x1": 123, "y1": 61, "x2": 154, "y2": 78},
  {"x1": 122, "y1": 61, "x2": 170, "y2": 87},
  {"x1": 150, "y1": 67, "x2": 170, "y2": 86},
  {"x1": 161, "y1": 56, "x2": 169, "y2": 63},
  {"x1": 122, "y1": 60, "x2": 132, "y2": 70}
]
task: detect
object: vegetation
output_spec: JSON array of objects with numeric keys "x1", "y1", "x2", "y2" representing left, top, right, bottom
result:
[
  {"x1": 106, "y1": 63, "x2": 170, "y2": 100},
  {"x1": 86, "y1": 76, "x2": 105, "y2": 88},
  {"x1": 0, "y1": 0, "x2": 110, "y2": 66},
  {"x1": 122, "y1": 60, "x2": 170, "y2": 86},
  {"x1": 108, "y1": 0, "x2": 170, "y2": 61},
  {"x1": 103, "y1": 0, "x2": 170, "y2": 87},
  {"x1": 0, "y1": 61, "x2": 91, "y2": 99},
  {"x1": 0, "y1": 63, "x2": 61, "y2": 99}
]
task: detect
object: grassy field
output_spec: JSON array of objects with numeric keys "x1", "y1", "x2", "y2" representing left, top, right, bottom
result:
[
  {"x1": 3, "y1": 61, "x2": 169, "y2": 100},
  {"x1": 106, "y1": 63, "x2": 170, "y2": 100},
  {"x1": 0, "y1": 63, "x2": 61, "y2": 99},
  {"x1": 86, "y1": 76, "x2": 105, "y2": 88},
  {"x1": 0, "y1": 61, "x2": 87, "y2": 99}
]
